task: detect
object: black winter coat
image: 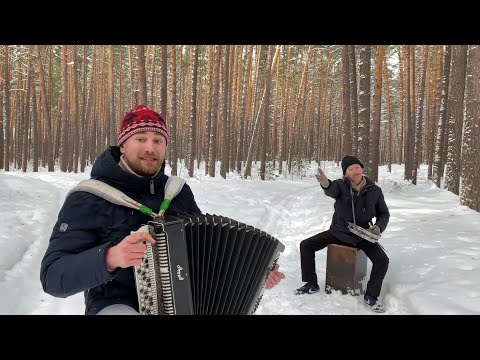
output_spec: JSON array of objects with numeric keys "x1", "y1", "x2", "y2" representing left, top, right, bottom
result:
[
  {"x1": 40, "y1": 146, "x2": 201, "y2": 314},
  {"x1": 322, "y1": 176, "x2": 390, "y2": 245}
]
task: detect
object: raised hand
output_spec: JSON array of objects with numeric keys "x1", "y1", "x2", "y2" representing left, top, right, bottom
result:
[{"x1": 315, "y1": 167, "x2": 330, "y2": 188}]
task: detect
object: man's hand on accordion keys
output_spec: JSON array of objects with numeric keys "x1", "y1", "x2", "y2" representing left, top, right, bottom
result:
[
  {"x1": 105, "y1": 232, "x2": 156, "y2": 272},
  {"x1": 265, "y1": 263, "x2": 285, "y2": 289}
]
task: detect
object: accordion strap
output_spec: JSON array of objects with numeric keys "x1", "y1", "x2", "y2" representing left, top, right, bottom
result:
[
  {"x1": 67, "y1": 176, "x2": 186, "y2": 219},
  {"x1": 159, "y1": 176, "x2": 186, "y2": 217}
]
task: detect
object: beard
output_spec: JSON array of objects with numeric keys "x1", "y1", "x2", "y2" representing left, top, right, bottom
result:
[{"x1": 123, "y1": 155, "x2": 163, "y2": 177}]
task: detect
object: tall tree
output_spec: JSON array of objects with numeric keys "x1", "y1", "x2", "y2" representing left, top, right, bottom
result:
[
  {"x1": 208, "y1": 45, "x2": 221, "y2": 177},
  {"x1": 170, "y1": 45, "x2": 178, "y2": 176},
  {"x1": 220, "y1": 45, "x2": 231, "y2": 178},
  {"x1": 32, "y1": 76, "x2": 39, "y2": 172},
  {"x1": 3, "y1": 45, "x2": 10, "y2": 171},
  {"x1": 22, "y1": 46, "x2": 33, "y2": 172},
  {"x1": 412, "y1": 46, "x2": 428, "y2": 185},
  {"x1": 108, "y1": 46, "x2": 116, "y2": 145},
  {"x1": 357, "y1": 45, "x2": 371, "y2": 171},
  {"x1": 204, "y1": 46, "x2": 215, "y2": 175},
  {"x1": 244, "y1": 46, "x2": 280, "y2": 179},
  {"x1": 72, "y1": 45, "x2": 80, "y2": 172},
  {"x1": 60, "y1": 45, "x2": 69, "y2": 172},
  {"x1": 349, "y1": 45, "x2": 359, "y2": 156},
  {"x1": 0, "y1": 47, "x2": 3, "y2": 170},
  {"x1": 370, "y1": 45, "x2": 384, "y2": 182},
  {"x1": 260, "y1": 45, "x2": 275, "y2": 180},
  {"x1": 433, "y1": 45, "x2": 452, "y2": 187},
  {"x1": 129, "y1": 46, "x2": 135, "y2": 108},
  {"x1": 382, "y1": 53, "x2": 393, "y2": 172},
  {"x1": 187, "y1": 46, "x2": 199, "y2": 178},
  {"x1": 280, "y1": 46, "x2": 293, "y2": 174},
  {"x1": 342, "y1": 45, "x2": 352, "y2": 155},
  {"x1": 398, "y1": 45, "x2": 405, "y2": 164},
  {"x1": 81, "y1": 46, "x2": 93, "y2": 172},
  {"x1": 136, "y1": 45, "x2": 147, "y2": 105},
  {"x1": 428, "y1": 46, "x2": 443, "y2": 179},
  {"x1": 404, "y1": 45, "x2": 416, "y2": 181},
  {"x1": 160, "y1": 45, "x2": 167, "y2": 115},
  {"x1": 35, "y1": 45, "x2": 54, "y2": 171},
  {"x1": 236, "y1": 46, "x2": 249, "y2": 173},
  {"x1": 461, "y1": 45, "x2": 480, "y2": 211},
  {"x1": 445, "y1": 45, "x2": 468, "y2": 195}
]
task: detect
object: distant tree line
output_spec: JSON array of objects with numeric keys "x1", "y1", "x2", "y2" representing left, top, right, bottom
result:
[{"x1": 0, "y1": 45, "x2": 478, "y2": 211}]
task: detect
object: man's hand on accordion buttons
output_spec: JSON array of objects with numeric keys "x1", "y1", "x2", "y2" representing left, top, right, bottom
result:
[
  {"x1": 105, "y1": 232, "x2": 156, "y2": 272},
  {"x1": 265, "y1": 264, "x2": 285, "y2": 289}
]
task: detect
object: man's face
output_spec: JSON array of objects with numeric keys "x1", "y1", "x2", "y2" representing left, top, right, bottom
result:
[
  {"x1": 345, "y1": 164, "x2": 364, "y2": 185},
  {"x1": 120, "y1": 131, "x2": 167, "y2": 176}
]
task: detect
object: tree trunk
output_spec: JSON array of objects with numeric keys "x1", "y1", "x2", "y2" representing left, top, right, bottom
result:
[
  {"x1": 382, "y1": 53, "x2": 393, "y2": 173},
  {"x1": 445, "y1": 45, "x2": 468, "y2": 195},
  {"x1": 357, "y1": 45, "x2": 371, "y2": 171},
  {"x1": 208, "y1": 45, "x2": 221, "y2": 178},
  {"x1": 136, "y1": 45, "x2": 147, "y2": 105},
  {"x1": 342, "y1": 45, "x2": 352, "y2": 155},
  {"x1": 460, "y1": 45, "x2": 480, "y2": 211},
  {"x1": 22, "y1": 46, "x2": 33, "y2": 172},
  {"x1": 4, "y1": 45, "x2": 10, "y2": 171},
  {"x1": 160, "y1": 45, "x2": 167, "y2": 115},
  {"x1": 244, "y1": 46, "x2": 280, "y2": 179},
  {"x1": 170, "y1": 45, "x2": 178, "y2": 176},
  {"x1": 35, "y1": 45, "x2": 54, "y2": 171},
  {"x1": 220, "y1": 45, "x2": 230, "y2": 178},
  {"x1": 433, "y1": 45, "x2": 452, "y2": 187},
  {"x1": 260, "y1": 46, "x2": 275, "y2": 180},
  {"x1": 188, "y1": 46, "x2": 199, "y2": 178},
  {"x1": 108, "y1": 46, "x2": 116, "y2": 145},
  {"x1": 370, "y1": 45, "x2": 384, "y2": 182},
  {"x1": 349, "y1": 45, "x2": 359, "y2": 156},
  {"x1": 412, "y1": 46, "x2": 428, "y2": 185},
  {"x1": 32, "y1": 76, "x2": 39, "y2": 172}
]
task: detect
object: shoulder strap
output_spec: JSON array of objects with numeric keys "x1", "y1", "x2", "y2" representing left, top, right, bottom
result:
[
  {"x1": 67, "y1": 176, "x2": 186, "y2": 219},
  {"x1": 68, "y1": 179, "x2": 159, "y2": 218},
  {"x1": 159, "y1": 176, "x2": 186, "y2": 216}
]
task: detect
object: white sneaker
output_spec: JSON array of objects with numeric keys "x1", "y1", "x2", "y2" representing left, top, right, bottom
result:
[{"x1": 364, "y1": 294, "x2": 385, "y2": 313}]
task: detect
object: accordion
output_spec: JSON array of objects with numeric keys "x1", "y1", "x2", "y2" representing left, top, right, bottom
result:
[{"x1": 133, "y1": 213, "x2": 285, "y2": 315}]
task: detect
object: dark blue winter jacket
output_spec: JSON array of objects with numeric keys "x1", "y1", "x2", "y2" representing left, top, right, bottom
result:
[
  {"x1": 322, "y1": 176, "x2": 390, "y2": 245},
  {"x1": 40, "y1": 146, "x2": 201, "y2": 314}
]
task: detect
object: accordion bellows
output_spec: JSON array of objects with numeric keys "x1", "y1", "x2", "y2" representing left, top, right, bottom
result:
[{"x1": 134, "y1": 214, "x2": 285, "y2": 315}]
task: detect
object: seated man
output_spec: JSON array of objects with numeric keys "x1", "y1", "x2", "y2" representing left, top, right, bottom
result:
[{"x1": 295, "y1": 155, "x2": 389, "y2": 313}]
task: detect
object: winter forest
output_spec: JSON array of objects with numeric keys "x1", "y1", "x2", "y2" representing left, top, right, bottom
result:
[{"x1": 0, "y1": 45, "x2": 478, "y2": 212}]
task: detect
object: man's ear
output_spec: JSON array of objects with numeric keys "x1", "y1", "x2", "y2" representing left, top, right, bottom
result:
[{"x1": 119, "y1": 143, "x2": 125, "y2": 154}]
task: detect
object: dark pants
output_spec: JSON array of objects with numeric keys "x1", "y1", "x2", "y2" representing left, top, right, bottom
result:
[{"x1": 299, "y1": 230, "x2": 389, "y2": 297}]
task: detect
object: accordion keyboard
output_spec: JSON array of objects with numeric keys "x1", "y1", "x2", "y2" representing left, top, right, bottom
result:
[{"x1": 134, "y1": 224, "x2": 175, "y2": 315}]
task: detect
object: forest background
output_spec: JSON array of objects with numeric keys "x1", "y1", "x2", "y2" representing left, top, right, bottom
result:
[{"x1": 0, "y1": 45, "x2": 478, "y2": 212}]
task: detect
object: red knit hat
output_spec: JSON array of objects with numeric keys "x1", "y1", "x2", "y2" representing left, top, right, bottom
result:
[{"x1": 117, "y1": 104, "x2": 170, "y2": 146}]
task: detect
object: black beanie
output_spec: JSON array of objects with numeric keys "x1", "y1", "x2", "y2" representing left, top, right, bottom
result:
[{"x1": 341, "y1": 155, "x2": 364, "y2": 175}]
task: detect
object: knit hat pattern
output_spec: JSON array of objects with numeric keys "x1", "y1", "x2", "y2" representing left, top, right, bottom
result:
[{"x1": 117, "y1": 104, "x2": 169, "y2": 146}]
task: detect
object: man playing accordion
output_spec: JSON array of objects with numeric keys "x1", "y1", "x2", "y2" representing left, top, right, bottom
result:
[{"x1": 40, "y1": 104, "x2": 284, "y2": 315}]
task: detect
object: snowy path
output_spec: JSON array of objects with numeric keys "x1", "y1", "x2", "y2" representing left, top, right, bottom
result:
[
  {"x1": 1, "y1": 163, "x2": 480, "y2": 315},
  {"x1": 0, "y1": 173, "x2": 85, "y2": 314}
]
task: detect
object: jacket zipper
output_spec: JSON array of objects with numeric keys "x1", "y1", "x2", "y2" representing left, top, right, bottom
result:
[{"x1": 150, "y1": 179, "x2": 155, "y2": 194}]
